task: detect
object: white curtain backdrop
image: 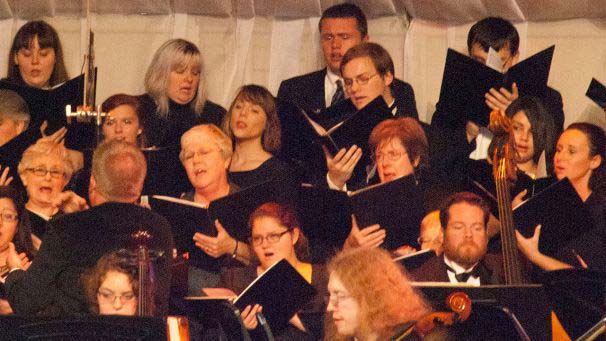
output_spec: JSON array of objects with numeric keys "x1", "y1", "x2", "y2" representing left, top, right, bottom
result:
[{"x1": 0, "y1": 1, "x2": 605, "y2": 129}]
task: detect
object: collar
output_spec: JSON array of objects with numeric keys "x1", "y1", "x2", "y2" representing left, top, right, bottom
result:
[
  {"x1": 326, "y1": 67, "x2": 342, "y2": 86},
  {"x1": 443, "y1": 255, "x2": 478, "y2": 274}
]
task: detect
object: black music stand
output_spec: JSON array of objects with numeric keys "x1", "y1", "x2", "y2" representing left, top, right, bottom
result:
[
  {"x1": 415, "y1": 284, "x2": 551, "y2": 341},
  {"x1": 0, "y1": 315, "x2": 166, "y2": 340},
  {"x1": 180, "y1": 298, "x2": 252, "y2": 341},
  {"x1": 539, "y1": 269, "x2": 606, "y2": 340}
]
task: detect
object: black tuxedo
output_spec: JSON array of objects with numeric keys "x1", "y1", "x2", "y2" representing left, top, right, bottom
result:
[
  {"x1": 277, "y1": 68, "x2": 418, "y2": 119},
  {"x1": 5, "y1": 202, "x2": 174, "y2": 317},
  {"x1": 412, "y1": 254, "x2": 503, "y2": 285}
]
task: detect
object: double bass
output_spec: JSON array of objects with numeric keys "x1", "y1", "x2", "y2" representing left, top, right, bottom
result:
[{"x1": 488, "y1": 109, "x2": 527, "y2": 285}]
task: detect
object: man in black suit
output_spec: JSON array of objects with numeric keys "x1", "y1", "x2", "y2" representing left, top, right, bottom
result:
[
  {"x1": 4, "y1": 139, "x2": 174, "y2": 316},
  {"x1": 278, "y1": 3, "x2": 417, "y2": 119},
  {"x1": 413, "y1": 192, "x2": 503, "y2": 284}
]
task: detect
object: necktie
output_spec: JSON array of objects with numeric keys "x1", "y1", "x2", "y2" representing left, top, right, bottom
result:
[
  {"x1": 331, "y1": 80, "x2": 345, "y2": 106},
  {"x1": 445, "y1": 262, "x2": 485, "y2": 283}
]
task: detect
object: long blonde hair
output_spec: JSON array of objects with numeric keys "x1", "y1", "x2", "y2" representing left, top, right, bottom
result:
[{"x1": 144, "y1": 39, "x2": 207, "y2": 118}]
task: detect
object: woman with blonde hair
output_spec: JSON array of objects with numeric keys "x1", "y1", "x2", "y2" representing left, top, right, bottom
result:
[
  {"x1": 325, "y1": 247, "x2": 430, "y2": 340},
  {"x1": 141, "y1": 38, "x2": 225, "y2": 149},
  {"x1": 18, "y1": 139, "x2": 75, "y2": 244}
]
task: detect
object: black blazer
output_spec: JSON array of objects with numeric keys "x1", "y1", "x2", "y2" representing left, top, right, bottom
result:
[{"x1": 5, "y1": 202, "x2": 174, "y2": 317}]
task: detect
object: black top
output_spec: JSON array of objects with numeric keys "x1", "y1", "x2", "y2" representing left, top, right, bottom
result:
[
  {"x1": 139, "y1": 93, "x2": 226, "y2": 149},
  {"x1": 26, "y1": 209, "x2": 50, "y2": 240},
  {"x1": 555, "y1": 187, "x2": 606, "y2": 271},
  {"x1": 4, "y1": 202, "x2": 174, "y2": 317},
  {"x1": 228, "y1": 157, "x2": 296, "y2": 189}
]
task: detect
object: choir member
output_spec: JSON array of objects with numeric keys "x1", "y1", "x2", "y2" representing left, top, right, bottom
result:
[
  {"x1": 222, "y1": 85, "x2": 296, "y2": 189},
  {"x1": 0, "y1": 186, "x2": 34, "y2": 315},
  {"x1": 516, "y1": 123, "x2": 606, "y2": 272},
  {"x1": 4, "y1": 20, "x2": 69, "y2": 89},
  {"x1": 17, "y1": 139, "x2": 75, "y2": 244},
  {"x1": 179, "y1": 124, "x2": 251, "y2": 292},
  {"x1": 140, "y1": 39, "x2": 225, "y2": 149},
  {"x1": 83, "y1": 251, "x2": 138, "y2": 316},
  {"x1": 215, "y1": 202, "x2": 327, "y2": 339},
  {"x1": 325, "y1": 247, "x2": 430, "y2": 340}
]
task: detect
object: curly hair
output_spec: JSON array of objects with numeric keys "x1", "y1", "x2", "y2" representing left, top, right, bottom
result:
[{"x1": 325, "y1": 248, "x2": 430, "y2": 340}]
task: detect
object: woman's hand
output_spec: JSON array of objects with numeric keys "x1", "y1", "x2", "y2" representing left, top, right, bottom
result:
[
  {"x1": 325, "y1": 145, "x2": 362, "y2": 190},
  {"x1": 193, "y1": 220, "x2": 236, "y2": 258},
  {"x1": 6, "y1": 243, "x2": 31, "y2": 271},
  {"x1": 515, "y1": 224, "x2": 541, "y2": 260},
  {"x1": 0, "y1": 165, "x2": 13, "y2": 186},
  {"x1": 0, "y1": 299, "x2": 13, "y2": 315},
  {"x1": 515, "y1": 225, "x2": 573, "y2": 271},
  {"x1": 240, "y1": 304, "x2": 263, "y2": 330},
  {"x1": 344, "y1": 215, "x2": 385, "y2": 250}
]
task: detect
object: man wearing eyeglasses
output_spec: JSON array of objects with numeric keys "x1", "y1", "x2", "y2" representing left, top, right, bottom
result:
[
  {"x1": 326, "y1": 42, "x2": 421, "y2": 190},
  {"x1": 3, "y1": 139, "x2": 174, "y2": 317},
  {"x1": 277, "y1": 3, "x2": 417, "y2": 120}
]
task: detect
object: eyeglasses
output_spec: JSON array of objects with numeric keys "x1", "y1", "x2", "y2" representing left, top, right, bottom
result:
[
  {"x1": 324, "y1": 292, "x2": 353, "y2": 307},
  {"x1": 97, "y1": 290, "x2": 136, "y2": 305},
  {"x1": 26, "y1": 167, "x2": 64, "y2": 179},
  {"x1": 373, "y1": 150, "x2": 407, "y2": 162},
  {"x1": 0, "y1": 209, "x2": 18, "y2": 223},
  {"x1": 249, "y1": 229, "x2": 292, "y2": 246},
  {"x1": 343, "y1": 73, "x2": 379, "y2": 89}
]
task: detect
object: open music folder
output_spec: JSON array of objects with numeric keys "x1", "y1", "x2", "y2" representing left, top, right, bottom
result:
[
  {"x1": 438, "y1": 45, "x2": 555, "y2": 126},
  {"x1": 298, "y1": 174, "x2": 425, "y2": 251},
  {"x1": 187, "y1": 259, "x2": 316, "y2": 334}
]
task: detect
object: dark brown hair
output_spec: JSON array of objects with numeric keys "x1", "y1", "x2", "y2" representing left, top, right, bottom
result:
[
  {"x1": 439, "y1": 192, "x2": 490, "y2": 228},
  {"x1": 7, "y1": 20, "x2": 68, "y2": 87}
]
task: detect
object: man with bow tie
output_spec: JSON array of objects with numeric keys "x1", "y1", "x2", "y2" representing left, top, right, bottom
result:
[{"x1": 413, "y1": 192, "x2": 503, "y2": 285}]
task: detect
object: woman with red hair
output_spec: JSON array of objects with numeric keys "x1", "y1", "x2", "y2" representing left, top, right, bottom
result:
[{"x1": 325, "y1": 247, "x2": 430, "y2": 340}]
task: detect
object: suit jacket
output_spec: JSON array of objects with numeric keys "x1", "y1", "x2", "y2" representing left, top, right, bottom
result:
[
  {"x1": 277, "y1": 68, "x2": 418, "y2": 119},
  {"x1": 412, "y1": 254, "x2": 503, "y2": 285},
  {"x1": 5, "y1": 202, "x2": 174, "y2": 317}
]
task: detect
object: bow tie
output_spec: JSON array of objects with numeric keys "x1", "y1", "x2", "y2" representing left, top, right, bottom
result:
[{"x1": 445, "y1": 262, "x2": 486, "y2": 283}]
